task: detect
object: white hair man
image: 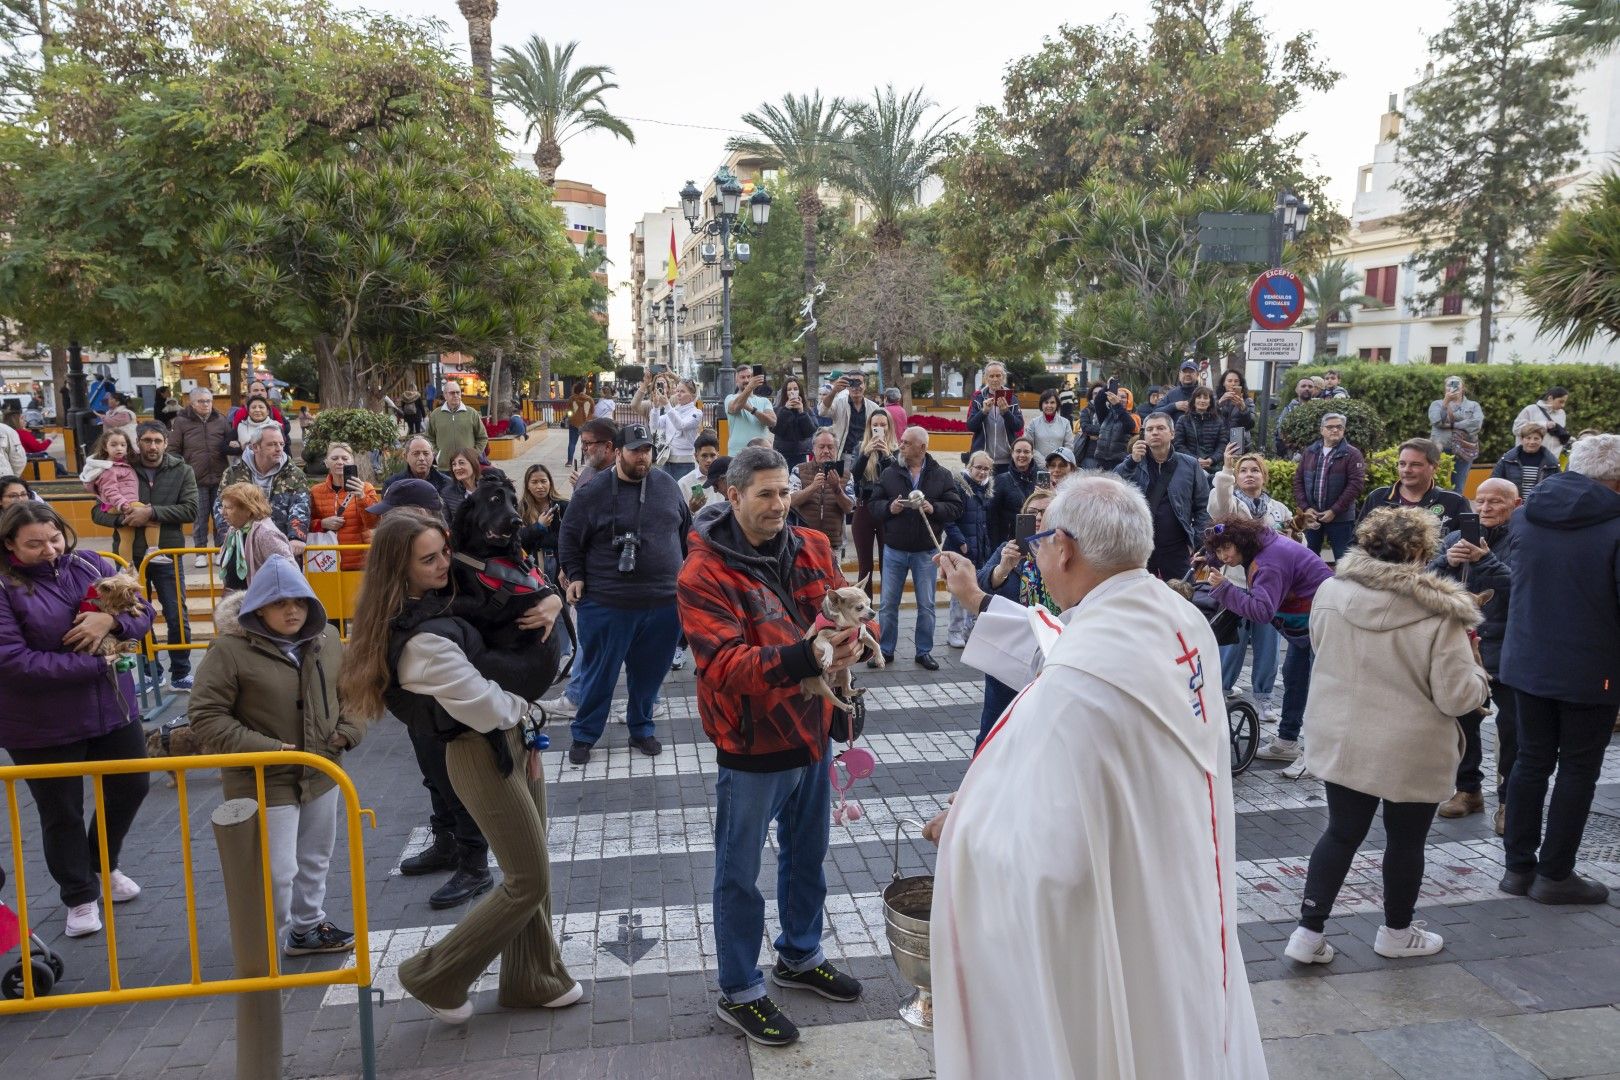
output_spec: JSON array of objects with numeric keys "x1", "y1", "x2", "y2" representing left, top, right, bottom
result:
[
  {"x1": 1497, "y1": 433, "x2": 1620, "y2": 906},
  {"x1": 928, "y1": 473, "x2": 1264, "y2": 1079}
]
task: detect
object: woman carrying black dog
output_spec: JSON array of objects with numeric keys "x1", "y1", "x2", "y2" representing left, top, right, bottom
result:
[{"x1": 339, "y1": 512, "x2": 578, "y2": 1024}]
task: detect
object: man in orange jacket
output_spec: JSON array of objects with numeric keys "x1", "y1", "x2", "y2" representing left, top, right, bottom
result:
[{"x1": 677, "y1": 446, "x2": 875, "y2": 1048}]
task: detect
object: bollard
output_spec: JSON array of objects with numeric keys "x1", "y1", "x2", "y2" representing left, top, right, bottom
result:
[{"x1": 212, "y1": 798, "x2": 283, "y2": 1080}]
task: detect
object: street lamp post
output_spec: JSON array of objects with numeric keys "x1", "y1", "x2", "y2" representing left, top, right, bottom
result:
[
  {"x1": 680, "y1": 168, "x2": 770, "y2": 398},
  {"x1": 660, "y1": 294, "x2": 687, "y2": 376}
]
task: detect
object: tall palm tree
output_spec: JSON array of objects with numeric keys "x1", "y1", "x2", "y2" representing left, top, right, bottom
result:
[
  {"x1": 1302, "y1": 258, "x2": 1384, "y2": 358},
  {"x1": 832, "y1": 85, "x2": 953, "y2": 251},
  {"x1": 494, "y1": 37, "x2": 634, "y2": 186},
  {"x1": 1543, "y1": 0, "x2": 1620, "y2": 51},
  {"x1": 457, "y1": 0, "x2": 498, "y2": 101},
  {"x1": 729, "y1": 92, "x2": 849, "y2": 389},
  {"x1": 1524, "y1": 170, "x2": 1620, "y2": 348}
]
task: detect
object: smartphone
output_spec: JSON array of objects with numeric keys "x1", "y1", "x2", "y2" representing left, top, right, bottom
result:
[
  {"x1": 1035, "y1": 468, "x2": 1051, "y2": 487},
  {"x1": 1457, "y1": 511, "x2": 1482, "y2": 547},
  {"x1": 1015, "y1": 513, "x2": 1039, "y2": 555},
  {"x1": 821, "y1": 460, "x2": 844, "y2": 476},
  {"x1": 1446, "y1": 376, "x2": 1462, "y2": 392},
  {"x1": 342, "y1": 464, "x2": 359, "y2": 485},
  {"x1": 1107, "y1": 377, "x2": 1120, "y2": 393}
]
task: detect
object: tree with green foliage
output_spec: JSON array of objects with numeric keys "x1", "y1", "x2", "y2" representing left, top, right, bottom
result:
[
  {"x1": 1543, "y1": 0, "x2": 1620, "y2": 52},
  {"x1": 1395, "y1": 0, "x2": 1584, "y2": 366},
  {"x1": 1301, "y1": 258, "x2": 1384, "y2": 358},
  {"x1": 729, "y1": 92, "x2": 849, "y2": 390},
  {"x1": 494, "y1": 37, "x2": 634, "y2": 187},
  {"x1": 1523, "y1": 171, "x2": 1620, "y2": 351},
  {"x1": 204, "y1": 120, "x2": 591, "y2": 407},
  {"x1": 830, "y1": 85, "x2": 952, "y2": 251}
]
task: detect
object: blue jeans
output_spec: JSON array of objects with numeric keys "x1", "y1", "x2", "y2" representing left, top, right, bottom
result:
[
  {"x1": 1220, "y1": 619, "x2": 1279, "y2": 698},
  {"x1": 566, "y1": 425, "x2": 580, "y2": 463},
  {"x1": 569, "y1": 600, "x2": 681, "y2": 743},
  {"x1": 879, "y1": 547, "x2": 937, "y2": 657},
  {"x1": 1278, "y1": 637, "x2": 1315, "y2": 742},
  {"x1": 1304, "y1": 519, "x2": 1355, "y2": 560},
  {"x1": 143, "y1": 559, "x2": 191, "y2": 680},
  {"x1": 1451, "y1": 461, "x2": 1473, "y2": 494},
  {"x1": 978, "y1": 677, "x2": 1017, "y2": 749},
  {"x1": 712, "y1": 756, "x2": 831, "y2": 1002}
]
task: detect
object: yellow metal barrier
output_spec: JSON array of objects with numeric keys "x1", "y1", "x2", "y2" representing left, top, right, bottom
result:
[{"x1": 1, "y1": 751, "x2": 382, "y2": 1077}]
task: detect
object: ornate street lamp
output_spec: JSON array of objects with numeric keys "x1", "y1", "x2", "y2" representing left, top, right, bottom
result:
[{"x1": 677, "y1": 167, "x2": 770, "y2": 395}]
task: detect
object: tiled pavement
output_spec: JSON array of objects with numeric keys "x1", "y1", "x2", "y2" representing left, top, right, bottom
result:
[{"x1": 7, "y1": 428, "x2": 1620, "y2": 1078}]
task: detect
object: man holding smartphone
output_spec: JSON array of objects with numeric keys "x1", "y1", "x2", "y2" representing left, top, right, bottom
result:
[
  {"x1": 789, "y1": 429, "x2": 855, "y2": 550},
  {"x1": 725, "y1": 365, "x2": 777, "y2": 454},
  {"x1": 966, "y1": 363, "x2": 1022, "y2": 474},
  {"x1": 819, "y1": 373, "x2": 883, "y2": 472}
]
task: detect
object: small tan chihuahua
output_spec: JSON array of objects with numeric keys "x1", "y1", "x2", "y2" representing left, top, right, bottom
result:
[{"x1": 801, "y1": 580, "x2": 883, "y2": 712}]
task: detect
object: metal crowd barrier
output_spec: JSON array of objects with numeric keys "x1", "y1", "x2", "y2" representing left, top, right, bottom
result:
[{"x1": 0, "y1": 752, "x2": 381, "y2": 1077}]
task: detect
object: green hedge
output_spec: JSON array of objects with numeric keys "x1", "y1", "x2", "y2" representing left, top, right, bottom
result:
[
  {"x1": 1277, "y1": 398, "x2": 1387, "y2": 456},
  {"x1": 1263, "y1": 447, "x2": 1455, "y2": 509},
  {"x1": 1292, "y1": 361, "x2": 1620, "y2": 461}
]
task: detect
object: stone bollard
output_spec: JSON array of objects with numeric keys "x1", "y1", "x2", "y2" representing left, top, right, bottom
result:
[{"x1": 212, "y1": 798, "x2": 282, "y2": 1080}]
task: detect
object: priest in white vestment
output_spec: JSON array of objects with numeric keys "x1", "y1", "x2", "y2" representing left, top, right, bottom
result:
[{"x1": 927, "y1": 473, "x2": 1267, "y2": 1080}]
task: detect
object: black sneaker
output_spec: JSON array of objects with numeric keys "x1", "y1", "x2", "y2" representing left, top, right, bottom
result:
[
  {"x1": 285, "y1": 921, "x2": 355, "y2": 956},
  {"x1": 429, "y1": 868, "x2": 494, "y2": 910},
  {"x1": 770, "y1": 959, "x2": 862, "y2": 1002},
  {"x1": 715, "y1": 994, "x2": 799, "y2": 1046},
  {"x1": 1529, "y1": 872, "x2": 1611, "y2": 905},
  {"x1": 629, "y1": 734, "x2": 662, "y2": 757},
  {"x1": 1500, "y1": 869, "x2": 1534, "y2": 896},
  {"x1": 568, "y1": 741, "x2": 592, "y2": 765}
]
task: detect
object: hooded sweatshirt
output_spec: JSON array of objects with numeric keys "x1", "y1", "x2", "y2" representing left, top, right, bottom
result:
[
  {"x1": 1499, "y1": 471, "x2": 1620, "y2": 705},
  {"x1": 187, "y1": 555, "x2": 361, "y2": 804}
]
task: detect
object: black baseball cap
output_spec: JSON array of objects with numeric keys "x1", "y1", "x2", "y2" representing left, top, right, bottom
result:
[
  {"x1": 620, "y1": 423, "x2": 655, "y2": 451},
  {"x1": 706, "y1": 456, "x2": 732, "y2": 489},
  {"x1": 366, "y1": 478, "x2": 443, "y2": 517},
  {"x1": 1180, "y1": 360, "x2": 1200, "y2": 372}
]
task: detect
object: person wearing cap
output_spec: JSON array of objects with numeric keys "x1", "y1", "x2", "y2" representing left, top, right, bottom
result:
[
  {"x1": 1153, "y1": 361, "x2": 1203, "y2": 415},
  {"x1": 1043, "y1": 446, "x2": 1076, "y2": 486},
  {"x1": 365, "y1": 477, "x2": 446, "y2": 523},
  {"x1": 557, "y1": 422, "x2": 692, "y2": 763}
]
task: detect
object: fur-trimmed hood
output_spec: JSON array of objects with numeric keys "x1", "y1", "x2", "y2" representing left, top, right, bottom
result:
[{"x1": 1328, "y1": 550, "x2": 1482, "y2": 632}]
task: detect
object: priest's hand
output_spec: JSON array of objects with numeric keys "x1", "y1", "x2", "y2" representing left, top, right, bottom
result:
[{"x1": 935, "y1": 551, "x2": 986, "y2": 612}]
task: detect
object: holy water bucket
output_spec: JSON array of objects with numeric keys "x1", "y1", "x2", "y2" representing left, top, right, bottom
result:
[{"x1": 882, "y1": 819, "x2": 932, "y2": 1029}]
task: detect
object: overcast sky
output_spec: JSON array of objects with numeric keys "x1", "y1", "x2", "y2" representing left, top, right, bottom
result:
[{"x1": 386, "y1": 0, "x2": 1457, "y2": 352}]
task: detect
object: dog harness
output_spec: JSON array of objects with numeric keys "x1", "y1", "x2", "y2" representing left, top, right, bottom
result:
[{"x1": 451, "y1": 551, "x2": 548, "y2": 607}]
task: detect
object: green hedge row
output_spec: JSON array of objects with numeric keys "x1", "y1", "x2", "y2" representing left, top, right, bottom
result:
[{"x1": 1291, "y1": 361, "x2": 1620, "y2": 461}]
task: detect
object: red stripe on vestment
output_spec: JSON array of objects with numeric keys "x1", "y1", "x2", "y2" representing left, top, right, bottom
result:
[
  {"x1": 970, "y1": 677, "x2": 1040, "y2": 763},
  {"x1": 1207, "y1": 770, "x2": 1229, "y2": 1053}
]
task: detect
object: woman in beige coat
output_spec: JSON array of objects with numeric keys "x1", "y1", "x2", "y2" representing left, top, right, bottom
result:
[{"x1": 1284, "y1": 508, "x2": 1490, "y2": 967}]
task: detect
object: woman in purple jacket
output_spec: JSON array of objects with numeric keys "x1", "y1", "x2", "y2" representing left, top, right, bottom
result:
[
  {"x1": 0, "y1": 502, "x2": 155, "y2": 938},
  {"x1": 1200, "y1": 515, "x2": 1333, "y2": 775}
]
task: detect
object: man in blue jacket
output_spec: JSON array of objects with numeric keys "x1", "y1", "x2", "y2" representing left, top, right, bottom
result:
[
  {"x1": 1115, "y1": 412, "x2": 1210, "y2": 580},
  {"x1": 1497, "y1": 435, "x2": 1620, "y2": 906}
]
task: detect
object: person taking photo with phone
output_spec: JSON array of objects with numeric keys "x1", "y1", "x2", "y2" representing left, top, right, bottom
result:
[
  {"x1": 773, "y1": 377, "x2": 819, "y2": 464},
  {"x1": 1429, "y1": 376, "x2": 1484, "y2": 495},
  {"x1": 308, "y1": 442, "x2": 378, "y2": 571},
  {"x1": 1114, "y1": 413, "x2": 1210, "y2": 580},
  {"x1": 725, "y1": 365, "x2": 777, "y2": 455},
  {"x1": 789, "y1": 430, "x2": 854, "y2": 551},
  {"x1": 966, "y1": 362, "x2": 1022, "y2": 474}
]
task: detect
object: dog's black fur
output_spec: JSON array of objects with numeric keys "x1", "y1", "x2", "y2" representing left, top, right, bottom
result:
[{"x1": 449, "y1": 470, "x2": 563, "y2": 702}]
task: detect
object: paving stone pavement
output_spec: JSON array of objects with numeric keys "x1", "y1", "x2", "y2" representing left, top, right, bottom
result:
[{"x1": 6, "y1": 428, "x2": 1620, "y2": 1079}]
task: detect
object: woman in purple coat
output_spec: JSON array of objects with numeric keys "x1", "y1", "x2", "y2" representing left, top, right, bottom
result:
[{"x1": 0, "y1": 502, "x2": 155, "y2": 938}]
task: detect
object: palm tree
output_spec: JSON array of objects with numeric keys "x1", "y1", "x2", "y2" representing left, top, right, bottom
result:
[
  {"x1": 1543, "y1": 0, "x2": 1620, "y2": 52},
  {"x1": 729, "y1": 92, "x2": 849, "y2": 390},
  {"x1": 1302, "y1": 259, "x2": 1383, "y2": 358},
  {"x1": 457, "y1": 0, "x2": 498, "y2": 101},
  {"x1": 494, "y1": 37, "x2": 634, "y2": 186},
  {"x1": 832, "y1": 85, "x2": 953, "y2": 251},
  {"x1": 1524, "y1": 170, "x2": 1620, "y2": 348}
]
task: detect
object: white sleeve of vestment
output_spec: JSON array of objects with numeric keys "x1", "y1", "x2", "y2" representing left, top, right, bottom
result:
[
  {"x1": 961, "y1": 594, "x2": 1041, "y2": 690},
  {"x1": 397, "y1": 633, "x2": 529, "y2": 733}
]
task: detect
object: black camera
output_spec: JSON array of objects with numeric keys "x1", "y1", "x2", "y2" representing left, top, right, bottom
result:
[{"x1": 613, "y1": 532, "x2": 641, "y2": 574}]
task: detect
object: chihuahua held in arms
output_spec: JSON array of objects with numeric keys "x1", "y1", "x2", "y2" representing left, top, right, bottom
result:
[{"x1": 801, "y1": 580, "x2": 883, "y2": 713}]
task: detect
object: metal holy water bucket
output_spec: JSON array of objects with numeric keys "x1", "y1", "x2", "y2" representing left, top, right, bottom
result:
[{"x1": 882, "y1": 819, "x2": 933, "y2": 1029}]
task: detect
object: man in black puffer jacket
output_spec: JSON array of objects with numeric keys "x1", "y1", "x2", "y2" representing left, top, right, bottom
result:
[
  {"x1": 871, "y1": 426, "x2": 963, "y2": 669},
  {"x1": 1428, "y1": 478, "x2": 1520, "y2": 831}
]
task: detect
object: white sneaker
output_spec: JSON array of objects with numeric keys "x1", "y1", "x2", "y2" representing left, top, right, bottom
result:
[
  {"x1": 670, "y1": 648, "x2": 686, "y2": 671},
  {"x1": 1284, "y1": 927, "x2": 1335, "y2": 964},
  {"x1": 538, "y1": 693, "x2": 578, "y2": 719},
  {"x1": 65, "y1": 901, "x2": 102, "y2": 937},
  {"x1": 108, "y1": 869, "x2": 141, "y2": 903},
  {"x1": 416, "y1": 996, "x2": 473, "y2": 1024},
  {"x1": 1281, "y1": 757, "x2": 1314, "y2": 781},
  {"x1": 610, "y1": 699, "x2": 667, "y2": 723},
  {"x1": 1256, "y1": 736, "x2": 1301, "y2": 762},
  {"x1": 947, "y1": 633, "x2": 966, "y2": 649},
  {"x1": 1374, "y1": 921, "x2": 1444, "y2": 959},
  {"x1": 192, "y1": 554, "x2": 209, "y2": 569},
  {"x1": 543, "y1": 982, "x2": 584, "y2": 1008}
]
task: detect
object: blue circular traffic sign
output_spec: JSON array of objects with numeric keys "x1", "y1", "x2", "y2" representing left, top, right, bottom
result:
[{"x1": 1249, "y1": 270, "x2": 1306, "y2": 330}]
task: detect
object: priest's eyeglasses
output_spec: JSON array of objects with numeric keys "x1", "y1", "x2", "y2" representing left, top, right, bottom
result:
[{"x1": 1024, "y1": 527, "x2": 1075, "y2": 555}]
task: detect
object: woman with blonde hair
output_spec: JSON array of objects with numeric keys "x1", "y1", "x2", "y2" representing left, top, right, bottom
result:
[
  {"x1": 1208, "y1": 448, "x2": 1293, "y2": 715},
  {"x1": 338, "y1": 512, "x2": 576, "y2": 1024},
  {"x1": 1284, "y1": 508, "x2": 1489, "y2": 966},
  {"x1": 218, "y1": 482, "x2": 294, "y2": 591},
  {"x1": 850, "y1": 409, "x2": 898, "y2": 600}
]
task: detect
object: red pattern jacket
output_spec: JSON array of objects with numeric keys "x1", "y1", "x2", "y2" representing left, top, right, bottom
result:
[{"x1": 678, "y1": 510, "x2": 869, "y2": 772}]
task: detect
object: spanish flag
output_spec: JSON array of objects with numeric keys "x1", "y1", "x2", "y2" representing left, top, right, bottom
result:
[{"x1": 667, "y1": 225, "x2": 678, "y2": 286}]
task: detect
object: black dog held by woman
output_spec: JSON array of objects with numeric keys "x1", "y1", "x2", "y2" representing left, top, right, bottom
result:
[{"x1": 442, "y1": 470, "x2": 564, "y2": 701}]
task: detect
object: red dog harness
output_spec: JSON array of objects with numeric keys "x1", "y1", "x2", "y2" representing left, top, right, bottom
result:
[{"x1": 451, "y1": 552, "x2": 549, "y2": 608}]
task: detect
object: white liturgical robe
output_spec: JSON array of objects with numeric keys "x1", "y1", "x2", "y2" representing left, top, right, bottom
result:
[{"x1": 934, "y1": 568, "x2": 1267, "y2": 1080}]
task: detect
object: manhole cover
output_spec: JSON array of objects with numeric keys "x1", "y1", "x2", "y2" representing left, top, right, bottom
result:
[{"x1": 1578, "y1": 812, "x2": 1620, "y2": 864}]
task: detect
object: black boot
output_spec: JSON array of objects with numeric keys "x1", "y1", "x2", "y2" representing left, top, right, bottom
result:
[
  {"x1": 430, "y1": 867, "x2": 495, "y2": 909},
  {"x1": 399, "y1": 834, "x2": 457, "y2": 877}
]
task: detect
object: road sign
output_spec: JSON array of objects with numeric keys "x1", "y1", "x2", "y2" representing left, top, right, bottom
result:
[
  {"x1": 1249, "y1": 270, "x2": 1306, "y2": 330},
  {"x1": 1245, "y1": 330, "x2": 1305, "y2": 363},
  {"x1": 1196, "y1": 212, "x2": 1272, "y2": 264}
]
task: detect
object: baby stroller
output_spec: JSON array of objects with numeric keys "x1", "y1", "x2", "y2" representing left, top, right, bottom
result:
[
  {"x1": 0, "y1": 864, "x2": 64, "y2": 999},
  {"x1": 1178, "y1": 575, "x2": 1261, "y2": 775}
]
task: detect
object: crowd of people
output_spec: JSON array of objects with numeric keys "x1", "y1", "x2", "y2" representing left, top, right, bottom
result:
[{"x1": 0, "y1": 362, "x2": 1616, "y2": 1078}]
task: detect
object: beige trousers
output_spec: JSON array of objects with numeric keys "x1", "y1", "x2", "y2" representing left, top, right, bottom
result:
[{"x1": 396, "y1": 728, "x2": 573, "y2": 1009}]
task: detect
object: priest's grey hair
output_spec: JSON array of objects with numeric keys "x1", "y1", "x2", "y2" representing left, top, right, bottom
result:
[
  {"x1": 1569, "y1": 433, "x2": 1620, "y2": 482},
  {"x1": 1046, "y1": 473, "x2": 1153, "y2": 572}
]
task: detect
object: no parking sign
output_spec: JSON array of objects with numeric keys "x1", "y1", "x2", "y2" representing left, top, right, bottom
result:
[{"x1": 1249, "y1": 270, "x2": 1306, "y2": 330}]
